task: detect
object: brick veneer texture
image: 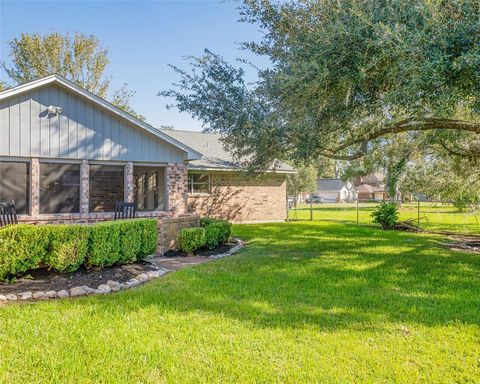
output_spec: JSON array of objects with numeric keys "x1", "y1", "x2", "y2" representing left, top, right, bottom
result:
[
  {"x1": 80, "y1": 160, "x2": 89, "y2": 214},
  {"x1": 188, "y1": 171, "x2": 288, "y2": 223},
  {"x1": 89, "y1": 165, "x2": 124, "y2": 212},
  {"x1": 30, "y1": 158, "x2": 40, "y2": 216},
  {"x1": 124, "y1": 162, "x2": 134, "y2": 203},
  {"x1": 166, "y1": 163, "x2": 188, "y2": 215}
]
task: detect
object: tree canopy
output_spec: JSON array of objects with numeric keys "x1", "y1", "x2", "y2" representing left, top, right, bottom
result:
[
  {"x1": 2, "y1": 32, "x2": 146, "y2": 122},
  {"x1": 161, "y1": 0, "x2": 480, "y2": 171},
  {"x1": 2, "y1": 32, "x2": 110, "y2": 97},
  {"x1": 111, "y1": 83, "x2": 146, "y2": 122}
]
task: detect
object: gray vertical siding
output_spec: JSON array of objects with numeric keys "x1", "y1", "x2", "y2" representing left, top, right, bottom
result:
[{"x1": 0, "y1": 84, "x2": 186, "y2": 163}]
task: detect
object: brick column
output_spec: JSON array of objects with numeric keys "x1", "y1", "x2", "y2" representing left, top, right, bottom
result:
[
  {"x1": 30, "y1": 158, "x2": 40, "y2": 216},
  {"x1": 125, "y1": 162, "x2": 134, "y2": 203},
  {"x1": 166, "y1": 163, "x2": 188, "y2": 215},
  {"x1": 80, "y1": 160, "x2": 89, "y2": 215}
]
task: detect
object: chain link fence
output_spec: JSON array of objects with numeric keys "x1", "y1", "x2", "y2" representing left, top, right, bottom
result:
[{"x1": 287, "y1": 198, "x2": 480, "y2": 235}]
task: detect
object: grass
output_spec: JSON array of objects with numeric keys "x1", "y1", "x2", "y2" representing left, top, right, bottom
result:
[
  {"x1": 289, "y1": 202, "x2": 480, "y2": 234},
  {"x1": 1, "y1": 221, "x2": 479, "y2": 383}
]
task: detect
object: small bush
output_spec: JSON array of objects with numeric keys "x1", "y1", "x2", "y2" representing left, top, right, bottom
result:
[
  {"x1": 137, "y1": 219, "x2": 158, "y2": 258},
  {"x1": 0, "y1": 225, "x2": 50, "y2": 280},
  {"x1": 205, "y1": 224, "x2": 221, "y2": 249},
  {"x1": 371, "y1": 202, "x2": 399, "y2": 230},
  {"x1": 178, "y1": 227, "x2": 206, "y2": 254},
  {"x1": 200, "y1": 217, "x2": 232, "y2": 243},
  {"x1": 86, "y1": 219, "x2": 157, "y2": 267},
  {"x1": 46, "y1": 225, "x2": 89, "y2": 272},
  {"x1": 452, "y1": 192, "x2": 480, "y2": 213},
  {"x1": 116, "y1": 220, "x2": 143, "y2": 264},
  {"x1": 86, "y1": 222, "x2": 121, "y2": 267}
]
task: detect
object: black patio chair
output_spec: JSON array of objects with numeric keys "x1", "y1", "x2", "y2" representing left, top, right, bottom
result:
[
  {"x1": 114, "y1": 201, "x2": 136, "y2": 220},
  {"x1": 0, "y1": 200, "x2": 18, "y2": 227}
]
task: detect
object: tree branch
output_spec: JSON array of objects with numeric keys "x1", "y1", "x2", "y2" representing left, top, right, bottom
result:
[{"x1": 335, "y1": 118, "x2": 480, "y2": 152}]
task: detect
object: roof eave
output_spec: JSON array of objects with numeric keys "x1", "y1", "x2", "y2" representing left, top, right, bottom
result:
[{"x1": 0, "y1": 75, "x2": 202, "y2": 161}]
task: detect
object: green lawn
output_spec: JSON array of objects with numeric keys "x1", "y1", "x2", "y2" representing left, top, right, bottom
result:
[
  {"x1": 289, "y1": 202, "x2": 480, "y2": 234},
  {"x1": 1, "y1": 222, "x2": 479, "y2": 383}
]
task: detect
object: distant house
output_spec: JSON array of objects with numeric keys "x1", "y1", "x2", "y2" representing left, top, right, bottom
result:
[
  {"x1": 353, "y1": 173, "x2": 387, "y2": 201},
  {"x1": 315, "y1": 178, "x2": 357, "y2": 203}
]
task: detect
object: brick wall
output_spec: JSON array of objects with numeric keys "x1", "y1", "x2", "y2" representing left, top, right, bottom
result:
[
  {"x1": 89, "y1": 165, "x2": 124, "y2": 212},
  {"x1": 188, "y1": 171, "x2": 287, "y2": 223},
  {"x1": 166, "y1": 163, "x2": 188, "y2": 215},
  {"x1": 156, "y1": 214, "x2": 200, "y2": 254}
]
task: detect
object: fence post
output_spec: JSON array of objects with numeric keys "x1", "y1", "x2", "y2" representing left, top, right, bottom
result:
[
  {"x1": 310, "y1": 199, "x2": 313, "y2": 221},
  {"x1": 356, "y1": 199, "x2": 359, "y2": 225},
  {"x1": 417, "y1": 200, "x2": 420, "y2": 231}
]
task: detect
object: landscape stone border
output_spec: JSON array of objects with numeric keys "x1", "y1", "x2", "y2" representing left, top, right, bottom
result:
[{"x1": 0, "y1": 238, "x2": 244, "y2": 303}]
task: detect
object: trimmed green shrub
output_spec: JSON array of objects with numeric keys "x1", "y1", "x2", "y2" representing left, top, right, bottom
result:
[
  {"x1": 86, "y1": 221, "x2": 121, "y2": 267},
  {"x1": 0, "y1": 219, "x2": 158, "y2": 280},
  {"x1": 371, "y1": 202, "x2": 399, "y2": 230},
  {"x1": 116, "y1": 220, "x2": 143, "y2": 264},
  {"x1": 0, "y1": 225, "x2": 50, "y2": 280},
  {"x1": 200, "y1": 217, "x2": 232, "y2": 243},
  {"x1": 46, "y1": 224, "x2": 89, "y2": 272},
  {"x1": 87, "y1": 219, "x2": 158, "y2": 267},
  {"x1": 178, "y1": 227, "x2": 206, "y2": 254},
  {"x1": 137, "y1": 219, "x2": 158, "y2": 258},
  {"x1": 205, "y1": 224, "x2": 221, "y2": 249}
]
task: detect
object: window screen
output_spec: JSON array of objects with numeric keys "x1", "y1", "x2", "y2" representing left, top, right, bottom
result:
[
  {"x1": 0, "y1": 161, "x2": 29, "y2": 214},
  {"x1": 89, "y1": 165, "x2": 125, "y2": 212},
  {"x1": 40, "y1": 163, "x2": 80, "y2": 214},
  {"x1": 134, "y1": 166, "x2": 165, "y2": 211}
]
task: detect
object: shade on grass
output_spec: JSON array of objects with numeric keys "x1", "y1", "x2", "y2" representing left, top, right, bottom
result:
[{"x1": 0, "y1": 222, "x2": 479, "y2": 383}]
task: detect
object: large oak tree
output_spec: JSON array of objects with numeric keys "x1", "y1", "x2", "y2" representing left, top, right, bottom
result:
[{"x1": 161, "y1": 0, "x2": 480, "y2": 172}]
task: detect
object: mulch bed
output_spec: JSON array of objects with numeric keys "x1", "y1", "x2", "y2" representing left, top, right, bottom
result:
[
  {"x1": 0, "y1": 241, "x2": 241, "y2": 296},
  {"x1": 0, "y1": 262, "x2": 158, "y2": 295},
  {"x1": 163, "y1": 242, "x2": 237, "y2": 258}
]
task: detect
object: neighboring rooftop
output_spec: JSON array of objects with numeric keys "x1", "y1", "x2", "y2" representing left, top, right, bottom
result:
[
  {"x1": 356, "y1": 184, "x2": 385, "y2": 193},
  {"x1": 159, "y1": 129, "x2": 296, "y2": 173},
  {"x1": 316, "y1": 178, "x2": 349, "y2": 192},
  {"x1": 353, "y1": 173, "x2": 385, "y2": 186}
]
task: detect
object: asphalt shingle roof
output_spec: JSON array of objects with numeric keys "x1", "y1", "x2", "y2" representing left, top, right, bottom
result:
[
  {"x1": 159, "y1": 129, "x2": 296, "y2": 173},
  {"x1": 316, "y1": 178, "x2": 348, "y2": 192}
]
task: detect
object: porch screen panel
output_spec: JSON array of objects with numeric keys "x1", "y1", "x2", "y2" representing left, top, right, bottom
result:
[
  {"x1": 0, "y1": 161, "x2": 29, "y2": 214},
  {"x1": 134, "y1": 167, "x2": 165, "y2": 211},
  {"x1": 40, "y1": 163, "x2": 80, "y2": 214},
  {"x1": 89, "y1": 165, "x2": 124, "y2": 212}
]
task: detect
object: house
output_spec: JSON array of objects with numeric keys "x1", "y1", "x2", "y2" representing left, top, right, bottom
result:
[
  {"x1": 0, "y1": 75, "x2": 295, "y2": 252},
  {"x1": 0, "y1": 75, "x2": 204, "y2": 252},
  {"x1": 353, "y1": 173, "x2": 387, "y2": 201},
  {"x1": 160, "y1": 129, "x2": 296, "y2": 223},
  {"x1": 315, "y1": 178, "x2": 357, "y2": 203}
]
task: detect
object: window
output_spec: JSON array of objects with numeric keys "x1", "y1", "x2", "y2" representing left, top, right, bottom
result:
[
  {"x1": 188, "y1": 173, "x2": 210, "y2": 194},
  {"x1": 89, "y1": 165, "x2": 125, "y2": 212},
  {"x1": 0, "y1": 161, "x2": 29, "y2": 214},
  {"x1": 134, "y1": 166, "x2": 165, "y2": 211},
  {"x1": 40, "y1": 163, "x2": 80, "y2": 214}
]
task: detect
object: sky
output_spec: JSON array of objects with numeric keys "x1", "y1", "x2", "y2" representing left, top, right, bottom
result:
[{"x1": 0, "y1": 0, "x2": 268, "y2": 131}]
